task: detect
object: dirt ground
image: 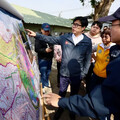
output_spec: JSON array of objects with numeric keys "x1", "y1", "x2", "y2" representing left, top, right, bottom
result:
[{"x1": 45, "y1": 68, "x2": 94, "y2": 120}]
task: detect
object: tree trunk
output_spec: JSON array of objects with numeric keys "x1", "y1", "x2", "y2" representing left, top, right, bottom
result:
[{"x1": 93, "y1": 0, "x2": 114, "y2": 20}]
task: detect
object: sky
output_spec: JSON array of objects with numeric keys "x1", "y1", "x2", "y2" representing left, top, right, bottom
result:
[{"x1": 8, "y1": 0, "x2": 119, "y2": 19}]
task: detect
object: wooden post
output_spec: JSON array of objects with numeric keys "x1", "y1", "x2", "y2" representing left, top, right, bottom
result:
[
  {"x1": 39, "y1": 83, "x2": 50, "y2": 120},
  {"x1": 40, "y1": 83, "x2": 45, "y2": 120}
]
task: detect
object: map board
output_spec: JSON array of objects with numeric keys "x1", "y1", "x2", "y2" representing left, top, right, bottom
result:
[{"x1": 0, "y1": 7, "x2": 41, "y2": 120}]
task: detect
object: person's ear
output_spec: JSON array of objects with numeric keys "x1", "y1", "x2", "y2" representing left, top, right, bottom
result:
[
  {"x1": 41, "y1": 29, "x2": 43, "y2": 32},
  {"x1": 41, "y1": 29, "x2": 44, "y2": 34},
  {"x1": 82, "y1": 26, "x2": 86, "y2": 32}
]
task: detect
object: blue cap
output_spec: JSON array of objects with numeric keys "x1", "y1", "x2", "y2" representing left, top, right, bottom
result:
[
  {"x1": 99, "y1": 7, "x2": 120, "y2": 22},
  {"x1": 41, "y1": 23, "x2": 50, "y2": 31}
]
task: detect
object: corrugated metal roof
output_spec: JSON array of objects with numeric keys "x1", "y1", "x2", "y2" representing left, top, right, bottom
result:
[{"x1": 12, "y1": 4, "x2": 72, "y2": 28}]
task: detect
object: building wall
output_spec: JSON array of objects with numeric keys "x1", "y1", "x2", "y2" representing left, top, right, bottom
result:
[
  {"x1": 24, "y1": 23, "x2": 72, "y2": 36},
  {"x1": 51, "y1": 26, "x2": 72, "y2": 36}
]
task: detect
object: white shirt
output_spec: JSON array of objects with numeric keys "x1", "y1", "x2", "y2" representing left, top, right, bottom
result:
[
  {"x1": 72, "y1": 34, "x2": 84, "y2": 45},
  {"x1": 85, "y1": 32, "x2": 102, "y2": 46}
]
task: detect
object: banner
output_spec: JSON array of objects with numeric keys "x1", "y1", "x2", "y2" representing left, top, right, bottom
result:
[{"x1": 0, "y1": 8, "x2": 40, "y2": 120}]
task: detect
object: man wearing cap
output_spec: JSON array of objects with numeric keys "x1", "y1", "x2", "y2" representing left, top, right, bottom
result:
[
  {"x1": 43, "y1": 8, "x2": 120, "y2": 120},
  {"x1": 35, "y1": 23, "x2": 53, "y2": 89}
]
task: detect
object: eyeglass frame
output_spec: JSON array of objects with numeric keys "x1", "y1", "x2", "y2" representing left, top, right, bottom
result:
[
  {"x1": 71, "y1": 23, "x2": 82, "y2": 27},
  {"x1": 109, "y1": 23, "x2": 120, "y2": 28}
]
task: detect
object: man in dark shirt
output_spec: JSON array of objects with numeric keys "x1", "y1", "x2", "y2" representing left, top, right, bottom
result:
[{"x1": 35, "y1": 23, "x2": 53, "y2": 89}]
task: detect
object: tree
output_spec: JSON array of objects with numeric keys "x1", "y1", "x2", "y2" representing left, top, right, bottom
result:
[{"x1": 80, "y1": 0, "x2": 115, "y2": 20}]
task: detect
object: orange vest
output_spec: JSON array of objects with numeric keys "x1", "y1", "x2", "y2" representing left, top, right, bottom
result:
[{"x1": 93, "y1": 44, "x2": 110, "y2": 78}]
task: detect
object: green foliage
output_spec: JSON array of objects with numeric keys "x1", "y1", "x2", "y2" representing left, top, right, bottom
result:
[
  {"x1": 80, "y1": 0, "x2": 100, "y2": 8},
  {"x1": 80, "y1": 0, "x2": 84, "y2": 2},
  {"x1": 90, "y1": 0, "x2": 96, "y2": 7},
  {"x1": 90, "y1": 0, "x2": 100, "y2": 7},
  {"x1": 80, "y1": 0, "x2": 84, "y2": 5}
]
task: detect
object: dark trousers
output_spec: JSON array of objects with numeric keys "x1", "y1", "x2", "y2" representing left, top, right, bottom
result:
[
  {"x1": 85, "y1": 63, "x2": 94, "y2": 93},
  {"x1": 89, "y1": 73, "x2": 105, "y2": 93},
  {"x1": 54, "y1": 75, "x2": 81, "y2": 120},
  {"x1": 57, "y1": 62, "x2": 61, "y2": 87},
  {"x1": 59, "y1": 75, "x2": 81, "y2": 97}
]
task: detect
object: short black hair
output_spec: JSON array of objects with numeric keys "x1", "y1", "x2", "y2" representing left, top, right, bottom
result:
[
  {"x1": 73, "y1": 16, "x2": 88, "y2": 28},
  {"x1": 91, "y1": 21, "x2": 103, "y2": 29}
]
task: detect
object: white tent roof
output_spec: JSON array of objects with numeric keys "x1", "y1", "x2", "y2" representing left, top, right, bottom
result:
[{"x1": 0, "y1": 0, "x2": 23, "y2": 20}]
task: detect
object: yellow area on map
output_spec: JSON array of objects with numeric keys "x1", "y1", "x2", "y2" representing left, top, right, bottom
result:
[{"x1": 0, "y1": 36, "x2": 17, "y2": 66}]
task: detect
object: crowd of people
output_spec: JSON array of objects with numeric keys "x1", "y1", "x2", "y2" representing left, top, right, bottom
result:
[{"x1": 26, "y1": 7, "x2": 120, "y2": 120}]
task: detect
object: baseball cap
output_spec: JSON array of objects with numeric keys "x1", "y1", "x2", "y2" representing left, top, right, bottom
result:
[
  {"x1": 99, "y1": 7, "x2": 120, "y2": 22},
  {"x1": 41, "y1": 23, "x2": 50, "y2": 31}
]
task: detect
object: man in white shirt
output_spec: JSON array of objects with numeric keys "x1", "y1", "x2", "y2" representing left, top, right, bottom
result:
[{"x1": 26, "y1": 16, "x2": 92, "y2": 120}]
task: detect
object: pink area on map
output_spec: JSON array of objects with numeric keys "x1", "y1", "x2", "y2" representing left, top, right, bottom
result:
[{"x1": 0, "y1": 21, "x2": 12, "y2": 43}]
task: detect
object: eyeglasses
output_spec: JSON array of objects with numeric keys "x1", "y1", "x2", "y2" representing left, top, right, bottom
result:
[
  {"x1": 109, "y1": 24, "x2": 120, "y2": 28},
  {"x1": 71, "y1": 23, "x2": 82, "y2": 27}
]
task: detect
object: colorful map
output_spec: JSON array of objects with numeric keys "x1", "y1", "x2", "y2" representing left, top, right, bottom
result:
[{"x1": 0, "y1": 8, "x2": 40, "y2": 120}]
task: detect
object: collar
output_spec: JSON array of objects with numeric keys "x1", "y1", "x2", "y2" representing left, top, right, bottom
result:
[
  {"x1": 72, "y1": 34, "x2": 84, "y2": 45},
  {"x1": 100, "y1": 43, "x2": 113, "y2": 50},
  {"x1": 88, "y1": 32, "x2": 101, "y2": 39}
]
